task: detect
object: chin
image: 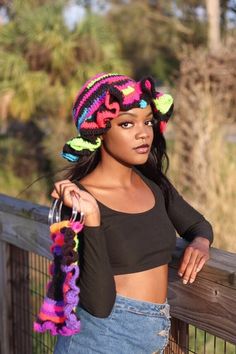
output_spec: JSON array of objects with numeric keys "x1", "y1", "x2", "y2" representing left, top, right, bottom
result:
[
  {"x1": 130, "y1": 155, "x2": 149, "y2": 165},
  {"x1": 134, "y1": 158, "x2": 149, "y2": 165}
]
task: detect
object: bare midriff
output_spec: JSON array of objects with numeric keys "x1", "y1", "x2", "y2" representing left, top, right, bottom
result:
[{"x1": 114, "y1": 264, "x2": 168, "y2": 304}]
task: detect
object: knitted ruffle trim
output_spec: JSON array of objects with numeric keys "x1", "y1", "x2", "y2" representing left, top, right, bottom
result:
[{"x1": 34, "y1": 221, "x2": 83, "y2": 336}]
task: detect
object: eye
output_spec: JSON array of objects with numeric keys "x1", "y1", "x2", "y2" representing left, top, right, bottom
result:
[
  {"x1": 118, "y1": 121, "x2": 134, "y2": 129},
  {"x1": 145, "y1": 119, "x2": 154, "y2": 126}
]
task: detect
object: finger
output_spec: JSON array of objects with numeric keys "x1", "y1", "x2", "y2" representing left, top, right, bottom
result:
[
  {"x1": 53, "y1": 181, "x2": 82, "y2": 209},
  {"x1": 56, "y1": 181, "x2": 75, "y2": 197},
  {"x1": 54, "y1": 181, "x2": 81, "y2": 202},
  {"x1": 62, "y1": 186, "x2": 82, "y2": 202},
  {"x1": 54, "y1": 179, "x2": 71, "y2": 192},
  {"x1": 195, "y1": 255, "x2": 209, "y2": 273},
  {"x1": 51, "y1": 189, "x2": 60, "y2": 199},
  {"x1": 188, "y1": 254, "x2": 204, "y2": 283},
  {"x1": 70, "y1": 191, "x2": 82, "y2": 213},
  {"x1": 54, "y1": 180, "x2": 73, "y2": 198},
  {"x1": 181, "y1": 249, "x2": 199, "y2": 284},
  {"x1": 178, "y1": 246, "x2": 195, "y2": 276}
]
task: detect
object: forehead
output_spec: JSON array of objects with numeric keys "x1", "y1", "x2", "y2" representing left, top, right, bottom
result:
[{"x1": 117, "y1": 105, "x2": 152, "y2": 118}]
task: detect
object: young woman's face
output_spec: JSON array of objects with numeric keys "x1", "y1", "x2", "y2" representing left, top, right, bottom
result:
[{"x1": 101, "y1": 105, "x2": 154, "y2": 166}]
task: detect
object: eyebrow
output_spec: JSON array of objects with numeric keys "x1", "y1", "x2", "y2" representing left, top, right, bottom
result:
[{"x1": 118, "y1": 111, "x2": 153, "y2": 118}]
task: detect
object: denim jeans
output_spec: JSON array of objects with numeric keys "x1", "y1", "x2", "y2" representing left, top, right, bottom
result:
[{"x1": 54, "y1": 294, "x2": 171, "y2": 354}]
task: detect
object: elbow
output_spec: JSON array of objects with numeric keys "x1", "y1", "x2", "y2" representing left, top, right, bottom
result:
[
  {"x1": 181, "y1": 219, "x2": 214, "y2": 245},
  {"x1": 80, "y1": 290, "x2": 116, "y2": 318},
  {"x1": 88, "y1": 303, "x2": 115, "y2": 318},
  {"x1": 79, "y1": 276, "x2": 117, "y2": 318}
]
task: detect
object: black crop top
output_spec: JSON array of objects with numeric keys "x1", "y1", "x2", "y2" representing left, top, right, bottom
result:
[{"x1": 62, "y1": 171, "x2": 213, "y2": 318}]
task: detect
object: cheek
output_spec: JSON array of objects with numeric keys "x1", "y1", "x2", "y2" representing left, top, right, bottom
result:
[
  {"x1": 103, "y1": 128, "x2": 131, "y2": 150},
  {"x1": 102, "y1": 130, "x2": 136, "y2": 162},
  {"x1": 150, "y1": 128, "x2": 154, "y2": 141}
]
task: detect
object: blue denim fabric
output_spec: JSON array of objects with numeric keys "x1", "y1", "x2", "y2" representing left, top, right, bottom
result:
[{"x1": 54, "y1": 294, "x2": 171, "y2": 354}]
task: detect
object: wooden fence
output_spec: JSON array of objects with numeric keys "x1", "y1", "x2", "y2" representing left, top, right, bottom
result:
[{"x1": 0, "y1": 193, "x2": 235, "y2": 354}]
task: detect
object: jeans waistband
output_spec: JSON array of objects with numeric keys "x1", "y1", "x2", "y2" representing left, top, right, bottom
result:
[{"x1": 114, "y1": 294, "x2": 170, "y2": 317}]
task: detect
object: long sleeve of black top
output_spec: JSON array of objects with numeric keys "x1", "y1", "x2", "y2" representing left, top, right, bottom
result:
[
  {"x1": 166, "y1": 182, "x2": 214, "y2": 245},
  {"x1": 61, "y1": 205, "x2": 116, "y2": 318}
]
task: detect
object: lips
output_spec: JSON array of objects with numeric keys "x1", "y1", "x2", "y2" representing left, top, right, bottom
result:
[
  {"x1": 134, "y1": 144, "x2": 149, "y2": 149},
  {"x1": 133, "y1": 144, "x2": 150, "y2": 154}
]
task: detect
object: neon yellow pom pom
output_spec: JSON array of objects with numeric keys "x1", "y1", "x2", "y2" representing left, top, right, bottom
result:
[{"x1": 153, "y1": 94, "x2": 173, "y2": 114}]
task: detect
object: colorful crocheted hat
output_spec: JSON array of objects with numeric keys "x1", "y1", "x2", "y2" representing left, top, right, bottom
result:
[{"x1": 62, "y1": 73, "x2": 174, "y2": 162}]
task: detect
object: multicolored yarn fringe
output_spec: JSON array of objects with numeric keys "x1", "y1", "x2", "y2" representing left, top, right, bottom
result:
[
  {"x1": 62, "y1": 73, "x2": 174, "y2": 162},
  {"x1": 33, "y1": 220, "x2": 83, "y2": 336}
]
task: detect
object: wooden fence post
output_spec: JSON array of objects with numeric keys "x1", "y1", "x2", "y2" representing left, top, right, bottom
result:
[
  {"x1": 10, "y1": 245, "x2": 32, "y2": 354},
  {"x1": 0, "y1": 240, "x2": 13, "y2": 354},
  {"x1": 167, "y1": 318, "x2": 189, "y2": 354}
]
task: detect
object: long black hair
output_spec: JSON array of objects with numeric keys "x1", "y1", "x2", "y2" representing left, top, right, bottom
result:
[{"x1": 64, "y1": 119, "x2": 173, "y2": 208}]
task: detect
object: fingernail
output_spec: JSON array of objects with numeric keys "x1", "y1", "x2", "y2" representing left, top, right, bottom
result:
[
  {"x1": 189, "y1": 278, "x2": 194, "y2": 283},
  {"x1": 183, "y1": 279, "x2": 188, "y2": 285},
  {"x1": 178, "y1": 272, "x2": 183, "y2": 277}
]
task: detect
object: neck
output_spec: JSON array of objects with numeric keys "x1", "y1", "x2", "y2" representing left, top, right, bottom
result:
[{"x1": 95, "y1": 156, "x2": 136, "y2": 188}]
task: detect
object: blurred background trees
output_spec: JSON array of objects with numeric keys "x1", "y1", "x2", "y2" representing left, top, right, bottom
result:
[{"x1": 0, "y1": 0, "x2": 235, "y2": 251}]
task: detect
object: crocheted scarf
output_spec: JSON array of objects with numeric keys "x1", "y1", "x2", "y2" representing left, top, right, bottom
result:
[{"x1": 34, "y1": 220, "x2": 83, "y2": 336}]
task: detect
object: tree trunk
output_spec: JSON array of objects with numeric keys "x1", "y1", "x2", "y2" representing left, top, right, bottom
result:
[{"x1": 205, "y1": 0, "x2": 221, "y2": 53}]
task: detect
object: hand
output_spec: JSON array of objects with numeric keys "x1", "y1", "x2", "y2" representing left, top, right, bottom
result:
[
  {"x1": 51, "y1": 179, "x2": 100, "y2": 226},
  {"x1": 178, "y1": 237, "x2": 210, "y2": 285}
]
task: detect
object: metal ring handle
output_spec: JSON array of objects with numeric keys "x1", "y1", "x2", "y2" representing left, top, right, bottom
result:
[
  {"x1": 70, "y1": 192, "x2": 85, "y2": 224},
  {"x1": 48, "y1": 193, "x2": 84, "y2": 225},
  {"x1": 48, "y1": 198, "x2": 63, "y2": 225}
]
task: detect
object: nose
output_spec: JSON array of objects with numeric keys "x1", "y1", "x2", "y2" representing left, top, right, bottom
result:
[{"x1": 135, "y1": 126, "x2": 150, "y2": 141}]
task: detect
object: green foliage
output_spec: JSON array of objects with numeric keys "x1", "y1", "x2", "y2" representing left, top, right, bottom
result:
[
  {"x1": 0, "y1": 131, "x2": 53, "y2": 204},
  {"x1": 107, "y1": 0, "x2": 198, "y2": 80},
  {"x1": 0, "y1": 0, "x2": 128, "y2": 123},
  {"x1": 0, "y1": 0, "x2": 235, "y2": 203},
  {"x1": 0, "y1": 0, "x2": 130, "y2": 199}
]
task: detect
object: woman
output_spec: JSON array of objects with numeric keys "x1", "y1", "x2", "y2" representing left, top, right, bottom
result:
[{"x1": 52, "y1": 73, "x2": 213, "y2": 353}]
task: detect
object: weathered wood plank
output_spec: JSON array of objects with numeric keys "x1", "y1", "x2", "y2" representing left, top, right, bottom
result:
[
  {"x1": 0, "y1": 211, "x2": 52, "y2": 259},
  {"x1": 10, "y1": 245, "x2": 32, "y2": 354},
  {"x1": 167, "y1": 318, "x2": 189, "y2": 354},
  {"x1": 172, "y1": 238, "x2": 236, "y2": 289},
  {"x1": 0, "y1": 193, "x2": 48, "y2": 224},
  {"x1": 0, "y1": 241, "x2": 13, "y2": 354},
  {"x1": 168, "y1": 266, "x2": 236, "y2": 344}
]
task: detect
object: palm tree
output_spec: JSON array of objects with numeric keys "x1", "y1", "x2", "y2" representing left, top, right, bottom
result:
[{"x1": 0, "y1": 0, "x2": 128, "y2": 127}]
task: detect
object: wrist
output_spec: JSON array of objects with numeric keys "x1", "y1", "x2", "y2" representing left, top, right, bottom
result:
[
  {"x1": 84, "y1": 211, "x2": 101, "y2": 227},
  {"x1": 193, "y1": 236, "x2": 210, "y2": 247}
]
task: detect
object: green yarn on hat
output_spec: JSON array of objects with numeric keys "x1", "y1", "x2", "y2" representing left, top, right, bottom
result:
[
  {"x1": 153, "y1": 94, "x2": 173, "y2": 115},
  {"x1": 67, "y1": 136, "x2": 102, "y2": 152}
]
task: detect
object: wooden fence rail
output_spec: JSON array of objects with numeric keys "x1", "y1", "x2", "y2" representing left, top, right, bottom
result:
[{"x1": 0, "y1": 193, "x2": 235, "y2": 354}]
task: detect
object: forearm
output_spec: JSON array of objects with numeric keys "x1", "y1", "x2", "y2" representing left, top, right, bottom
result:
[
  {"x1": 79, "y1": 226, "x2": 116, "y2": 318},
  {"x1": 61, "y1": 205, "x2": 116, "y2": 317}
]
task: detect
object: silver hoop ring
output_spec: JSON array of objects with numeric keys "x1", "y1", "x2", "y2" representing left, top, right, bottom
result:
[
  {"x1": 48, "y1": 193, "x2": 83, "y2": 225},
  {"x1": 70, "y1": 192, "x2": 84, "y2": 224}
]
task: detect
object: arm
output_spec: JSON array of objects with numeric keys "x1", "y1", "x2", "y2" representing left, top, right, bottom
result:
[
  {"x1": 166, "y1": 182, "x2": 214, "y2": 284},
  {"x1": 52, "y1": 180, "x2": 116, "y2": 318},
  {"x1": 61, "y1": 204, "x2": 116, "y2": 318},
  {"x1": 78, "y1": 225, "x2": 116, "y2": 317},
  {"x1": 166, "y1": 182, "x2": 214, "y2": 245}
]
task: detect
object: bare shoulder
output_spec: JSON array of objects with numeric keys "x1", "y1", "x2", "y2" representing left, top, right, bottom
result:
[{"x1": 78, "y1": 172, "x2": 107, "y2": 195}]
